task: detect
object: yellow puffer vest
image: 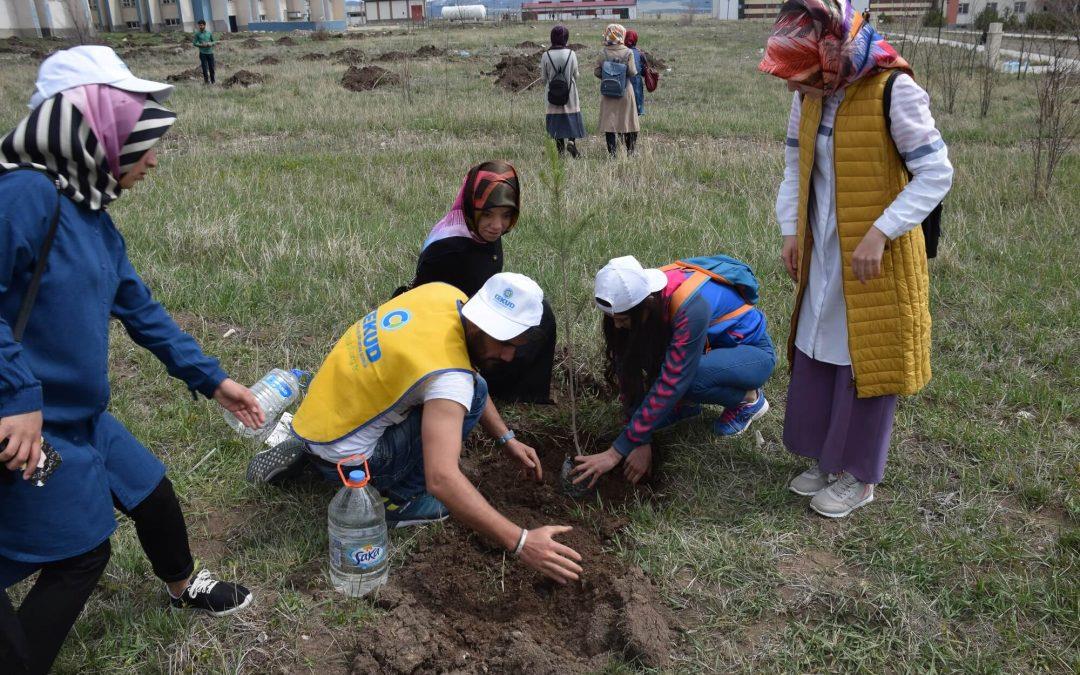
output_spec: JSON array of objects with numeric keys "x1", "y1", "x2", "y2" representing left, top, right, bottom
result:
[
  {"x1": 292, "y1": 283, "x2": 473, "y2": 444},
  {"x1": 792, "y1": 70, "x2": 932, "y2": 398}
]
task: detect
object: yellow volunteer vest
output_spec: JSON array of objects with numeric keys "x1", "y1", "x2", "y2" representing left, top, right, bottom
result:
[
  {"x1": 292, "y1": 283, "x2": 473, "y2": 444},
  {"x1": 792, "y1": 70, "x2": 932, "y2": 398}
]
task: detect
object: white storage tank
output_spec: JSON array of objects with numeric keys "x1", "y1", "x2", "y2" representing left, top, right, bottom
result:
[{"x1": 441, "y1": 4, "x2": 487, "y2": 20}]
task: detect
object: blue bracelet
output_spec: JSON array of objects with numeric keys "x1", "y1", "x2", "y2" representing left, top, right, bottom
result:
[{"x1": 497, "y1": 430, "x2": 516, "y2": 446}]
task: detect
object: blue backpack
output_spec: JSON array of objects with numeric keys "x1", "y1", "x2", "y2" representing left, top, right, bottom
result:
[
  {"x1": 600, "y1": 60, "x2": 628, "y2": 98},
  {"x1": 662, "y1": 254, "x2": 760, "y2": 318}
]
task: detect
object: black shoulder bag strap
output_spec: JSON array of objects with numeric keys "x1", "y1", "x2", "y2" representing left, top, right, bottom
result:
[
  {"x1": 12, "y1": 177, "x2": 63, "y2": 342},
  {"x1": 883, "y1": 70, "x2": 942, "y2": 259},
  {"x1": 547, "y1": 50, "x2": 568, "y2": 81}
]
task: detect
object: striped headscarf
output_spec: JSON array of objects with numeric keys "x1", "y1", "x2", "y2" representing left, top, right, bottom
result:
[
  {"x1": 604, "y1": 24, "x2": 626, "y2": 46},
  {"x1": 422, "y1": 161, "x2": 520, "y2": 251},
  {"x1": 0, "y1": 85, "x2": 175, "y2": 210},
  {"x1": 758, "y1": 0, "x2": 910, "y2": 96}
]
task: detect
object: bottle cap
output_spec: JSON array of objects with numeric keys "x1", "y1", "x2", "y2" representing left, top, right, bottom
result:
[{"x1": 348, "y1": 469, "x2": 366, "y2": 482}]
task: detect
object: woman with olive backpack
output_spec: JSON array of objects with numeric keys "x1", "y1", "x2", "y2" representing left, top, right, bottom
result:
[{"x1": 541, "y1": 25, "x2": 585, "y2": 158}]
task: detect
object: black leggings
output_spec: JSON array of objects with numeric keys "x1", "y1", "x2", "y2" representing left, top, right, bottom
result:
[
  {"x1": 0, "y1": 477, "x2": 193, "y2": 673},
  {"x1": 1, "y1": 540, "x2": 111, "y2": 675},
  {"x1": 199, "y1": 53, "x2": 216, "y2": 83},
  {"x1": 605, "y1": 132, "x2": 638, "y2": 157},
  {"x1": 554, "y1": 138, "x2": 579, "y2": 158}
]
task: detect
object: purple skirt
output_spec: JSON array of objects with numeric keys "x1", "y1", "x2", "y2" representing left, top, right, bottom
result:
[{"x1": 782, "y1": 349, "x2": 897, "y2": 484}]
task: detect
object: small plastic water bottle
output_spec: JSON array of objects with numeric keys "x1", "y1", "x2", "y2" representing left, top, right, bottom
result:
[
  {"x1": 224, "y1": 368, "x2": 303, "y2": 442},
  {"x1": 328, "y1": 469, "x2": 389, "y2": 597}
]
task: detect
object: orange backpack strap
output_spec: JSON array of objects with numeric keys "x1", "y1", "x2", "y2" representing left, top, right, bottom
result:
[
  {"x1": 668, "y1": 270, "x2": 710, "y2": 317},
  {"x1": 710, "y1": 303, "x2": 754, "y2": 326}
]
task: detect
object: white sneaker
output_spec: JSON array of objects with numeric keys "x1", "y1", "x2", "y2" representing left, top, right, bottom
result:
[
  {"x1": 788, "y1": 466, "x2": 836, "y2": 496},
  {"x1": 809, "y1": 472, "x2": 874, "y2": 518}
]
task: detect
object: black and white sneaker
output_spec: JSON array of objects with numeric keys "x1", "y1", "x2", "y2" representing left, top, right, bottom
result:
[
  {"x1": 170, "y1": 569, "x2": 253, "y2": 617},
  {"x1": 246, "y1": 437, "x2": 307, "y2": 484}
]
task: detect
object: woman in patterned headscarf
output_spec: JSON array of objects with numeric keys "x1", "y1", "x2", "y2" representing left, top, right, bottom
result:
[
  {"x1": 397, "y1": 162, "x2": 556, "y2": 403},
  {"x1": 762, "y1": 0, "x2": 953, "y2": 518},
  {"x1": 595, "y1": 23, "x2": 639, "y2": 157},
  {"x1": 0, "y1": 46, "x2": 260, "y2": 674}
]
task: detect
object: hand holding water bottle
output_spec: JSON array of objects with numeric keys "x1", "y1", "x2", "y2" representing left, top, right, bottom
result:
[{"x1": 214, "y1": 378, "x2": 265, "y2": 431}]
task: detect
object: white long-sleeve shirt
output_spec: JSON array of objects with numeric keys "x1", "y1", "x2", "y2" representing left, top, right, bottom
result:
[{"x1": 775, "y1": 74, "x2": 953, "y2": 365}]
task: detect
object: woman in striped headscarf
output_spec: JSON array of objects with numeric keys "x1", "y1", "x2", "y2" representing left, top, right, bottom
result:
[
  {"x1": 0, "y1": 47, "x2": 262, "y2": 673},
  {"x1": 762, "y1": 0, "x2": 953, "y2": 518}
]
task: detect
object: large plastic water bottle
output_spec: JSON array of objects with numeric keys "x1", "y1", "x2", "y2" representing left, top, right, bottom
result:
[
  {"x1": 224, "y1": 368, "x2": 303, "y2": 442},
  {"x1": 328, "y1": 470, "x2": 389, "y2": 597}
]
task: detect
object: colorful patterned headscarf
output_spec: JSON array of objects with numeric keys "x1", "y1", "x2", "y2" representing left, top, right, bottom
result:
[
  {"x1": 758, "y1": 0, "x2": 910, "y2": 95},
  {"x1": 422, "y1": 161, "x2": 520, "y2": 251},
  {"x1": 604, "y1": 24, "x2": 626, "y2": 46},
  {"x1": 625, "y1": 30, "x2": 638, "y2": 48}
]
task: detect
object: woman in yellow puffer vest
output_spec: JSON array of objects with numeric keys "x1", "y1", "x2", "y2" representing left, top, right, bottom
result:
[{"x1": 760, "y1": 0, "x2": 953, "y2": 518}]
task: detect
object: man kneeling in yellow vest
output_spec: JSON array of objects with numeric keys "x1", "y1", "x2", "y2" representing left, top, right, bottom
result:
[{"x1": 247, "y1": 274, "x2": 583, "y2": 584}]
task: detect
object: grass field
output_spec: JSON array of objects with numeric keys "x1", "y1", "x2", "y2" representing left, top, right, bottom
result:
[{"x1": 1, "y1": 18, "x2": 1077, "y2": 673}]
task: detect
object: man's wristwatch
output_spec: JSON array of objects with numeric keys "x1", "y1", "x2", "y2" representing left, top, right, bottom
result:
[{"x1": 496, "y1": 430, "x2": 516, "y2": 446}]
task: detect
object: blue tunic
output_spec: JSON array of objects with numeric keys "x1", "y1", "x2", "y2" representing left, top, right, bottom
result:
[
  {"x1": 629, "y1": 47, "x2": 646, "y2": 117},
  {"x1": 0, "y1": 170, "x2": 227, "y2": 580}
]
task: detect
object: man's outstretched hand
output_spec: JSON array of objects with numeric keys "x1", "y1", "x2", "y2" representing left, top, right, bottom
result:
[
  {"x1": 503, "y1": 437, "x2": 543, "y2": 482},
  {"x1": 213, "y1": 378, "x2": 265, "y2": 430},
  {"x1": 517, "y1": 525, "x2": 583, "y2": 584}
]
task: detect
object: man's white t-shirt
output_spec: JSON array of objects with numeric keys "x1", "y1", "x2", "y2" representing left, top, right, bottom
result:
[{"x1": 304, "y1": 371, "x2": 475, "y2": 463}]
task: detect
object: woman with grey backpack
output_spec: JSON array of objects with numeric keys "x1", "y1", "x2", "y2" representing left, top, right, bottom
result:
[
  {"x1": 541, "y1": 25, "x2": 584, "y2": 158},
  {"x1": 594, "y1": 23, "x2": 639, "y2": 157}
]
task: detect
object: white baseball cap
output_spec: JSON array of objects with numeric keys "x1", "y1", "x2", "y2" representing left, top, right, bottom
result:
[
  {"x1": 29, "y1": 45, "x2": 174, "y2": 110},
  {"x1": 461, "y1": 273, "x2": 544, "y2": 341},
  {"x1": 594, "y1": 255, "x2": 668, "y2": 315}
]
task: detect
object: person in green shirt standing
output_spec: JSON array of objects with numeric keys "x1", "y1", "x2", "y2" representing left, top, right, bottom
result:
[{"x1": 193, "y1": 20, "x2": 216, "y2": 84}]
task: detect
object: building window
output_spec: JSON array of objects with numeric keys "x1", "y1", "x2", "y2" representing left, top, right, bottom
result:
[
  {"x1": 160, "y1": 0, "x2": 175, "y2": 4},
  {"x1": 164, "y1": 17, "x2": 181, "y2": 25},
  {"x1": 126, "y1": 20, "x2": 141, "y2": 27},
  {"x1": 259, "y1": 13, "x2": 267, "y2": 19},
  {"x1": 987, "y1": 2, "x2": 997, "y2": 11},
  {"x1": 1013, "y1": 1, "x2": 1025, "y2": 11},
  {"x1": 959, "y1": 2, "x2": 969, "y2": 12},
  {"x1": 121, "y1": 0, "x2": 134, "y2": 6}
]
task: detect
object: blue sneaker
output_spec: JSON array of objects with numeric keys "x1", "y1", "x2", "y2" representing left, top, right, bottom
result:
[
  {"x1": 384, "y1": 493, "x2": 450, "y2": 529},
  {"x1": 713, "y1": 390, "x2": 770, "y2": 437},
  {"x1": 655, "y1": 402, "x2": 703, "y2": 432}
]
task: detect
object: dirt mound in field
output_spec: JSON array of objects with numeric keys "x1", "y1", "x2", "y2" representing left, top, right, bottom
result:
[
  {"x1": 413, "y1": 44, "x2": 446, "y2": 58},
  {"x1": 491, "y1": 54, "x2": 540, "y2": 92},
  {"x1": 256, "y1": 55, "x2": 280, "y2": 65},
  {"x1": 376, "y1": 50, "x2": 409, "y2": 61},
  {"x1": 643, "y1": 50, "x2": 666, "y2": 69},
  {"x1": 222, "y1": 69, "x2": 266, "y2": 87},
  {"x1": 568, "y1": 42, "x2": 588, "y2": 51},
  {"x1": 300, "y1": 51, "x2": 328, "y2": 61},
  {"x1": 330, "y1": 47, "x2": 365, "y2": 64},
  {"x1": 240, "y1": 37, "x2": 262, "y2": 49},
  {"x1": 341, "y1": 65, "x2": 400, "y2": 91},
  {"x1": 516, "y1": 40, "x2": 542, "y2": 49},
  {"x1": 349, "y1": 440, "x2": 675, "y2": 673},
  {"x1": 166, "y1": 67, "x2": 203, "y2": 82},
  {"x1": 276, "y1": 36, "x2": 298, "y2": 46}
]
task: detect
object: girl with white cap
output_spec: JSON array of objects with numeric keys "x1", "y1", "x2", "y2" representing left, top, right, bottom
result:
[
  {"x1": 572, "y1": 255, "x2": 776, "y2": 488},
  {"x1": 0, "y1": 46, "x2": 262, "y2": 672}
]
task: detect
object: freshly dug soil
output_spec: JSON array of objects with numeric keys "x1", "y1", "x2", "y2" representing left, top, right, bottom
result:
[
  {"x1": 516, "y1": 40, "x2": 542, "y2": 49},
  {"x1": 341, "y1": 65, "x2": 400, "y2": 91},
  {"x1": 300, "y1": 52, "x2": 328, "y2": 61},
  {"x1": 330, "y1": 47, "x2": 365, "y2": 64},
  {"x1": 568, "y1": 43, "x2": 588, "y2": 51},
  {"x1": 276, "y1": 36, "x2": 298, "y2": 46},
  {"x1": 413, "y1": 44, "x2": 446, "y2": 58},
  {"x1": 256, "y1": 55, "x2": 281, "y2": 65},
  {"x1": 222, "y1": 69, "x2": 266, "y2": 87},
  {"x1": 350, "y1": 441, "x2": 675, "y2": 673},
  {"x1": 240, "y1": 37, "x2": 262, "y2": 49},
  {"x1": 166, "y1": 67, "x2": 204, "y2": 82},
  {"x1": 376, "y1": 50, "x2": 409, "y2": 62},
  {"x1": 643, "y1": 50, "x2": 667, "y2": 69},
  {"x1": 491, "y1": 54, "x2": 540, "y2": 92}
]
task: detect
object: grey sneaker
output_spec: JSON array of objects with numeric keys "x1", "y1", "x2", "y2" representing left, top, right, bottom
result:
[
  {"x1": 789, "y1": 466, "x2": 837, "y2": 496},
  {"x1": 246, "y1": 437, "x2": 307, "y2": 484},
  {"x1": 810, "y1": 472, "x2": 874, "y2": 518}
]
